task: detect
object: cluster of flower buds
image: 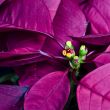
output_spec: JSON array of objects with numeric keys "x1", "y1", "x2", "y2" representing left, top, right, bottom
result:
[
  {"x1": 62, "y1": 41, "x2": 75, "y2": 59},
  {"x1": 62, "y1": 41, "x2": 88, "y2": 75}
]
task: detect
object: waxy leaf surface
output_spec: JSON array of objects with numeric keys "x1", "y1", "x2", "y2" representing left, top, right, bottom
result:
[
  {"x1": 53, "y1": 0, "x2": 87, "y2": 45},
  {"x1": 43, "y1": 0, "x2": 61, "y2": 20},
  {"x1": 71, "y1": 34, "x2": 110, "y2": 45},
  {"x1": 0, "y1": 0, "x2": 5, "y2": 5},
  {"x1": 0, "y1": 0, "x2": 52, "y2": 33},
  {"x1": 83, "y1": 0, "x2": 110, "y2": 34},
  {"x1": 24, "y1": 71, "x2": 70, "y2": 110},
  {"x1": 16, "y1": 60, "x2": 67, "y2": 86},
  {"x1": 94, "y1": 45, "x2": 110, "y2": 67},
  {"x1": 77, "y1": 63, "x2": 110, "y2": 110},
  {"x1": 0, "y1": 32, "x2": 52, "y2": 67},
  {"x1": 0, "y1": 85, "x2": 27, "y2": 110},
  {"x1": 0, "y1": 0, "x2": 53, "y2": 66}
]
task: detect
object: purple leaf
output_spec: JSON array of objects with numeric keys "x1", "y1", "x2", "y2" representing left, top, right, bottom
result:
[
  {"x1": 15, "y1": 60, "x2": 67, "y2": 86},
  {"x1": 0, "y1": 51, "x2": 49, "y2": 67},
  {"x1": 0, "y1": 0, "x2": 52, "y2": 33},
  {"x1": 71, "y1": 34, "x2": 110, "y2": 45},
  {"x1": 0, "y1": 85, "x2": 27, "y2": 110},
  {"x1": 41, "y1": 37, "x2": 63, "y2": 57},
  {"x1": 43, "y1": 0, "x2": 61, "y2": 20},
  {"x1": 83, "y1": 0, "x2": 110, "y2": 34},
  {"x1": 0, "y1": 0, "x2": 5, "y2": 5},
  {"x1": 53, "y1": 0, "x2": 87, "y2": 45},
  {"x1": 94, "y1": 45, "x2": 110, "y2": 67},
  {"x1": 24, "y1": 71, "x2": 70, "y2": 110},
  {"x1": 0, "y1": 49, "x2": 48, "y2": 67},
  {"x1": 0, "y1": 0, "x2": 54, "y2": 67},
  {"x1": 94, "y1": 53, "x2": 110, "y2": 67},
  {"x1": 0, "y1": 32, "x2": 51, "y2": 67},
  {"x1": 77, "y1": 63, "x2": 110, "y2": 110}
]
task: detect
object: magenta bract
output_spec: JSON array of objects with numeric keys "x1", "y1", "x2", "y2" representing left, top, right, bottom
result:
[
  {"x1": 77, "y1": 64, "x2": 110, "y2": 110},
  {"x1": 24, "y1": 71, "x2": 70, "y2": 110}
]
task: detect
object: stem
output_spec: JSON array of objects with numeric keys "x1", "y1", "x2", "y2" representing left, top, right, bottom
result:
[{"x1": 71, "y1": 70, "x2": 79, "y2": 85}]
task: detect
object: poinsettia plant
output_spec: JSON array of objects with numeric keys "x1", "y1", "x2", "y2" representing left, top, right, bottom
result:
[{"x1": 0, "y1": 0, "x2": 110, "y2": 110}]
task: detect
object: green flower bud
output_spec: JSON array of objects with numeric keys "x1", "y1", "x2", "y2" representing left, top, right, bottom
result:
[
  {"x1": 79, "y1": 45, "x2": 88, "y2": 56},
  {"x1": 65, "y1": 41, "x2": 74, "y2": 49},
  {"x1": 66, "y1": 41, "x2": 72, "y2": 47},
  {"x1": 74, "y1": 56, "x2": 79, "y2": 63}
]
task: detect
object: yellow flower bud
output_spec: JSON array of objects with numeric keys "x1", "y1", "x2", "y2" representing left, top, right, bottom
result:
[
  {"x1": 62, "y1": 50, "x2": 67, "y2": 56},
  {"x1": 66, "y1": 53, "x2": 72, "y2": 58}
]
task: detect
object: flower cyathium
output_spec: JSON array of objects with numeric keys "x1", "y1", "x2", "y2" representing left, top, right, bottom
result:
[
  {"x1": 62, "y1": 41, "x2": 88, "y2": 76},
  {"x1": 62, "y1": 41, "x2": 75, "y2": 59},
  {"x1": 79, "y1": 45, "x2": 88, "y2": 57}
]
